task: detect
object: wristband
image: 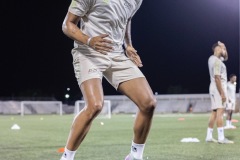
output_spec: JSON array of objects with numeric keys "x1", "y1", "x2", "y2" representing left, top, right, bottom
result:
[{"x1": 87, "y1": 37, "x2": 92, "y2": 46}]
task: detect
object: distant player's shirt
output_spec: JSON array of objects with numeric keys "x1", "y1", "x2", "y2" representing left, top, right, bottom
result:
[
  {"x1": 68, "y1": 0, "x2": 143, "y2": 54},
  {"x1": 208, "y1": 55, "x2": 227, "y2": 93},
  {"x1": 227, "y1": 81, "x2": 236, "y2": 102}
]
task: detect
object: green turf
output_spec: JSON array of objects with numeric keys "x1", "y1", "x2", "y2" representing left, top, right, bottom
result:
[{"x1": 0, "y1": 114, "x2": 240, "y2": 160}]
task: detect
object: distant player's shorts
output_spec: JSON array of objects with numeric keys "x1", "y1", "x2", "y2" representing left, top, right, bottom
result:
[
  {"x1": 209, "y1": 85, "x2": 227, "y2": 110},
  {"x1": 226, "y1": 102, "x2": 236, "y2": 111},
  {"x1": 72, "y1": 47, "x2": 145, "y2": 90}
]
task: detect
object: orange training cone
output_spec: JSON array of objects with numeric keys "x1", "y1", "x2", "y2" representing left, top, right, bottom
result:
[
  {"x1": 178, "y1": 118, "x2": 185, "y2": 121},
  {"x1": 58, "y1": 147, "x2": 65, "y2": 153},
  {"x1": 231, "y1": 119, "x2": 239, "y2": 123}
]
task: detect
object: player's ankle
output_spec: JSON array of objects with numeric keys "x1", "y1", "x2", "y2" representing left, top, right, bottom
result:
[
  {"x1": 130, "y1": 141, "x2": 145, "y2": 159},
  {"x1": 217, "y1": 127, "x2": 224, "y2": 141},
  {"x1": 61, "y1": 147, "x2": 76, "y2": 160}
]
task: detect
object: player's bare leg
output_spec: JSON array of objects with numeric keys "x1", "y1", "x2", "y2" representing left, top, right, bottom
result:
[
  {"x1": 225, "y1": 110, "x2": 235, "y2": 129},
  {"x1": 216, "y1": 108, "x2": 234, "y2": 143},
  {"x1": 118, "y1": 77, "x2": 156, "y2": 160},
  {"x1": 228, "y1": 110, "x2": 236, "y2": 128},
  {"x1": 208, "y1": 111, "x2": 217, "y2": 128},
  {"x1": 216, "y1": 108, "x2": 224, "y2": 128},
  {"x1": 206, "y1": 111, "x2": 217, "y2": 142},
  {"x1": 61, "y1": 79, "x2": 104, "y2": 160},
  {"x1": 226, "y1": 110, "x2": 231, "y2": 122},
  {"x1": 224, "y1": 110, "x2": 232, "y2": 129}
]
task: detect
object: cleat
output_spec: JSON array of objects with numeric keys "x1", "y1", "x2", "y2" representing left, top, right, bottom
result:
[
  {"x1": 230, "y1": 125, "x2": 236, "y2": 129},
  {"x1": 218, "y1": 138, "x2": 234, "y2": 144},
  {"x1": 60, "y1": 158, "x2": 67, "y2": 160},
  {"x1": 224, "y1": 126, "x2": 231, "y2": 130},
  {"x1": 60, "y1": 153, "x2": 67, "y2": 160},
  {"x1": 206, "y1": 138, "x2": 218, "y2": 143},
  {"x1": 125, "y1": 154, "x2": 142, "y2": 160}
]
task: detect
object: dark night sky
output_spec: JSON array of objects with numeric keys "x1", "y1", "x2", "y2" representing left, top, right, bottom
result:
[{"x1": 1, "y1": 0, "x2": 239, "y2": 101}]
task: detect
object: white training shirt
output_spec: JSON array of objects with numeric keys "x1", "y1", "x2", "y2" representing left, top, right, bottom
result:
[
  {"x1": 208, "y1": 55, "x2": 227, "y2": 92},
  {"x1": 227, "y1": 81, "x2": 236, "y2": 102},
  {"x1": 68, "y1": 0, "x2": 143, "y2": 54}
]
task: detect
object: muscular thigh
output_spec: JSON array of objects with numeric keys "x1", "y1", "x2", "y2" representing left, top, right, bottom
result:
[
  {"x1": 118, "y1": 77, "x2": 155, "y2": 109},
  {"x1": 80, "y1": 78, "x2": 104, "y2": 106}
]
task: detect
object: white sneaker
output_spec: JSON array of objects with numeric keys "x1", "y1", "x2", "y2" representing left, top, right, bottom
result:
[
  {"x1": 206, "y1": 138, "x2": 218, "y2": 143},
  {"x1": 60, "y1": 155, "x2": 67, "y2": 160},
  {"x1": 230, "y1": 125, "x2": 236, "y2": 129},
  {"x1": 224, "y1": 126, "x2": 231, "y2": 129},
  {"x1": 125, "y1": 154, "x2": 142, "y2": 160},
  {"x1": 218, "y1": 138, "x2": 234, "y2": 144}
]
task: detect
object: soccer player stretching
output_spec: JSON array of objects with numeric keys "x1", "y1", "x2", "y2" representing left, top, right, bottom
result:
[
  {"x1": 60, "y1": 0, "x2": 156, "y2": 160},
  {"x1": 224, "y1": 74, "x2": 237, "y2": 129},
  {"x1": 206, "y1": 41, "x2": 233, "y2": 144}
]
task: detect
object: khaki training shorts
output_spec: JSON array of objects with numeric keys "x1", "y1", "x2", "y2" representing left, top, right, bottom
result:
[
  {"x1": 72, "y1": 48, "x2": 145, "y2": 90},
  {"x1": 226, "y1": 102, "x2": 236, "y2": 111},
  {"x1": 209, "y1": 90, "x2": 227, "y2": 110}
]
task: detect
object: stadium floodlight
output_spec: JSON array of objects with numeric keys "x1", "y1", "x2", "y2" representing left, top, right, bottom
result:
[
  {"x1": 20, "y1": 101, "x2": 63, "y2": 116},
  {"x1": 74, "y1": 100, "x2": 111, "y2": 119},
  {"x1": 65, "y1": 94, "x2": 70, "y2": 99}
]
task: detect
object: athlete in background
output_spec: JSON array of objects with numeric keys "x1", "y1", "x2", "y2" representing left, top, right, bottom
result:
[
  {"x1": 224, "y1": 74, "x2": 237, "y2": 129},
  {"x1": 206, "y1": 41, "x2": 233, "y2": 144}
]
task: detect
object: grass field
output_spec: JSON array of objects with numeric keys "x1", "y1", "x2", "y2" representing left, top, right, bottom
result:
[{"x1": 0, "y1": 114, "x2": 240, "y2": 160}]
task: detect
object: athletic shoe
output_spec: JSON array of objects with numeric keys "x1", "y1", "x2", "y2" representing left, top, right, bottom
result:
[
  {"x1": 60, "y1": 155, "x2": 67, "y2": 160},
  {"x1": 218, "y1": 138, "x2": 234, "y2": 144},
  {"x1": 125, "y1": 154, "x2": 142, "y2": 160},
  {"x1": 230, "y1": 125, "x2": 236, "y2": 129},
  {"x1": 224, "y1": 126, "x2": 231, "y2": 130},
  {"x1": 206, "y1": 138, "x2": 218, "y2": 143}
]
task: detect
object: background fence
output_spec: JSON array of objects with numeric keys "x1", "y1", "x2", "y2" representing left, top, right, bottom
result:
[{"x1": 0, "y1": 94, "x2": 239, "y2": 115}]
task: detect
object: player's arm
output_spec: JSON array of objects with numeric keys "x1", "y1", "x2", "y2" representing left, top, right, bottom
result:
[
  {"x1": 62, "y1": 12, "x2": 113, "y2": 54},
  {"x1": 124, "y1": 19, "x2": 143, "y2": 67},
  {"x1": 124, "y1": 20, "x2": 133, "y2": 48},
  {"x1": 62, "y1": 12, "x2": 88, "y2": 45},
  {"x1": 213, "y1": 58, "x2": 226, "y2": 103},
  {"x1": 215, "y1": 75, "x2": 226, "y2": 103},
  {"x1": 227, "y1": 85, "x2": 232, "y2": 103}
]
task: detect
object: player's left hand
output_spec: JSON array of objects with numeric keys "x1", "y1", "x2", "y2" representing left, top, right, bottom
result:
[
  {"x1": 126, "y1": 46, "x2": 143, "y2": 67},
  {"x1": 218, "y1": 41, "x2": 226, "y2": 51},
  {"x1": 218, "y1": 41, "x2": 225, "y2": 48}
]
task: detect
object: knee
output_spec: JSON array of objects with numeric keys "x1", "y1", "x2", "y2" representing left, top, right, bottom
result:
[
  {"x1": 85, "y1": 101, "x2": 104, "y2": 119},
  {"x1": 139, "y1": 97, "x2": 157, "y2": 113}
]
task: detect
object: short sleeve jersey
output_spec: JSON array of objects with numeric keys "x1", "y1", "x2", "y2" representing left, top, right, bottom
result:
[
  {"x1": 68, "y1": 0, "x2": 143, "y2": 54},
  {"x1": 208, "y1": 55, "x2": 227, "y2": 88}
]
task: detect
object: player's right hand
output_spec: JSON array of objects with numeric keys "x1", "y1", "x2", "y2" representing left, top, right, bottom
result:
[
  {"x1": 221, "y1": 93, "x2": 226, "y2": 103},
  {"x1": 89, "y1": 34, "x2": 113, "y2": 55}
]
